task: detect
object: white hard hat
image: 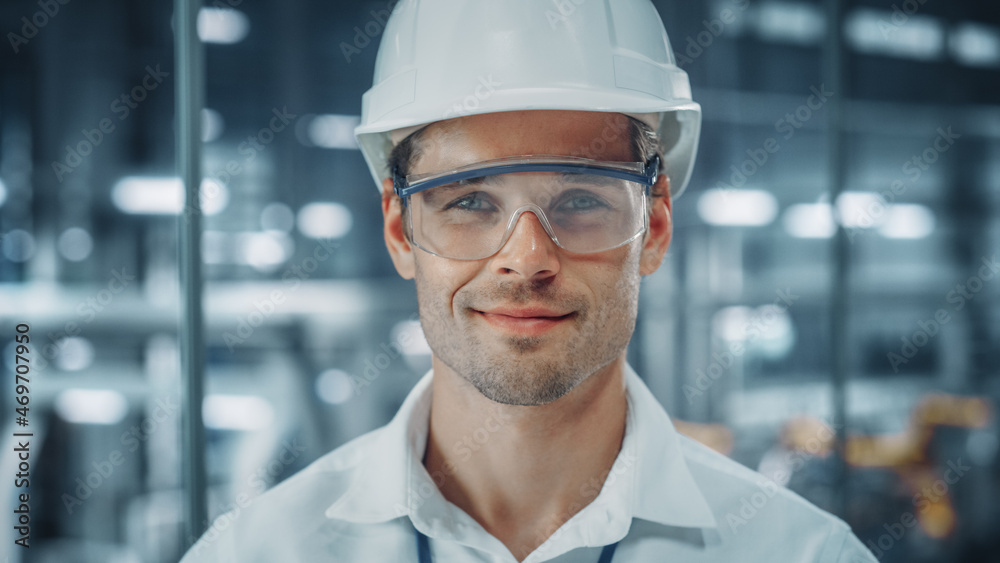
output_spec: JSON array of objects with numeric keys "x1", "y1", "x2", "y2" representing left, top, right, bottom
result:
[{"x1": 354, "y1": 0, "x2": 701, "y2": 198}]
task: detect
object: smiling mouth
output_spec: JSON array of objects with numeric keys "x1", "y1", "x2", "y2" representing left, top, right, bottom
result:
[{"x1": 473, "y1": 308, "x2": 576, "y2": 337}]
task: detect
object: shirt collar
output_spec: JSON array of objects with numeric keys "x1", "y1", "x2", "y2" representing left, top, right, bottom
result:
[
  {"x1": 325, "y1": 364, "x2": 717, "y2": 533},
  {"x1": 622, "y1": 364, "x2": 717, "y2": 529}
]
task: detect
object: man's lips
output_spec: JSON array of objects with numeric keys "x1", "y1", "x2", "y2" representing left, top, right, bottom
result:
[
  {"x1": 478, "y1": 306, "x2": 572, "y2": 318},
  {"x1": 472, "y1": 306, "x2": 575, "y2": 336}
]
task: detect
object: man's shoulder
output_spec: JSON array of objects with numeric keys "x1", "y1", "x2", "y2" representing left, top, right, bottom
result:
[
  {"x1": 673, "y1": 431, "x2": 872, "y2": 560},
  {"x1": 256, "y1": 425, "x2": 382, "y2": 503},
  {"x1": 180, "y1": 426, "x2": 386, "y2": 562},
  {"x1": 677, "y1": 431, "x2": 835, "y2": 519}
]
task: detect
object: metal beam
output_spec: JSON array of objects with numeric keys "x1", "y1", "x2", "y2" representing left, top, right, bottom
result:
[
  {"x1": 825, "y1": 0, "x2": 850, "y2": 520},
  {"x1": 175, "y1": 0, "x2": 207, "y2": 544}
]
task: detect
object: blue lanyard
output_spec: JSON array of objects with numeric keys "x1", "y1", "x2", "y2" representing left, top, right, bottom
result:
[{"x1": 415, "y1": 528, "x2": 619, "y2": 562}]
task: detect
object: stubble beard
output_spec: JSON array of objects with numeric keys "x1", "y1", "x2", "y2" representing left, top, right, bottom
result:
[{"x1": 415, "y1": 264, "x2": 639, "y2": 406}]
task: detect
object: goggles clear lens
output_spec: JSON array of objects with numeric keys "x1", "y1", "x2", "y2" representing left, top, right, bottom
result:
[{"x1": 395, "y1": 156, "x2": 658, "y2": 260}]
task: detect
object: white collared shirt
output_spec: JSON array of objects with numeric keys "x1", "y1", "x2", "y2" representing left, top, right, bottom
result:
[{"x1": 181, "y1": 365, "x2": 877, "y2": 562}]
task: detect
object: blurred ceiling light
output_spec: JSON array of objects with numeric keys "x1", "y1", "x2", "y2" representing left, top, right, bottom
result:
[
  {"x1": 204, "y1": 230, "x2": 294, "y2": 270},
  {"x1": 0, "y1": 177, "x2": 7, "y2": 207},
  {"x1": 112, "y1": 176, "x2": 228, "y2": 216},
  {"x1": 835, "y1": 191, "x2": 884, "y2": 229},
  {"x1": 753, "y1": 304, "x2": 796, "y2": 359},
  {"x1": 55, "y1": 389, "x2": 129, "y2": 425},
  {"x1": 297, "y1": 202, "x2": 353, "y2": 239},
  {"x1": 260, "y1": 202, "x2": 295, "y2": 233},
  {"x1": 113, "y1": 177, "x2": 178, "y2": 214},
  {"x1": 712, "y1": 306, "x2": 755, "y2": 341},
  {"x1": 391, "y1": 320, "x2": 433, "y2": 356},
  {"x1": 144, "y1": 333, "x2": 179, "y2": 381},
  {"x1": 697, "y1": 189, "x2": 778, "y2": 227},
  {"x1": 57, "y1": 227, "x2": 94, "y2": 261},
  {"x1": 1, "y1": 229, "x2": 36, "y2": 262},
  {"x1": 203, "y1": 394, "x2": 275, "y2": 431},
  {"x1": 783, "y1": 203, "x2": 836, "y2": 238},
  {"x1": 712, "y1": 304, "x2": 794, "y2": 359},
  {"x1": 199, "y1": 178, "x2": 229, "y2": 215},
  {"x1": 845, "y1": 9, "x2": 944, "y2": 61},
  {"x1": 197, "y1": 7, "x2": 250, "y2": 44},
  {"x1": 315, "y1": 369, "x2": 355, "y2": 405},
  {"x1": 756, "y1": 1, "x2": 825, "y2": 45},
  {"x1": 878, "y1": 203, "x2": 936, "y2": 239},
  {"x1": 711, "y1": 0, "x2": 749, "y2": 35},
  {"x1": 307, "y1": 115, "x2": 361, "y2": 149},
  {"x1": 950, "y1": 23, "x2": 1000, "y2": 67},
  {"x1": 237, "y1": 231, "x2": 293, "y2": 272},
  {"x1": 202, "y1": 108, "x2": 225, "y2": 142},
  {"x1": 55, "y1": 337, "x2": 96, "y2": 372}
]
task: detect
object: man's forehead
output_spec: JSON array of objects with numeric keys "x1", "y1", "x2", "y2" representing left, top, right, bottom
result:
[{"x1": 410, "y1": 110, "x2": 635, "y2": 174}]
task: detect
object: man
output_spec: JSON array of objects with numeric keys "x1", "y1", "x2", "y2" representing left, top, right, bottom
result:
[{"x1": 182, "y1": 1, "x2": 877, "y2": 561}]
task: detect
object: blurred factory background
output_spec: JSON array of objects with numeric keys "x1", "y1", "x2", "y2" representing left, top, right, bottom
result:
[{"x1": 1, "y1": 0, "x2": 998, "y2": 561}]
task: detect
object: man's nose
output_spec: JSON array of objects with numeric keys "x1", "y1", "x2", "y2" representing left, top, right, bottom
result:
[{"x1": 489, "y1": 210, "x2": 561, "y2": 280}]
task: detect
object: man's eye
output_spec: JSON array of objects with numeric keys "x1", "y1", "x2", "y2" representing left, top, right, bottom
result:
[
  {"x1": 445, "y1": 192, "x2": 495, "y2": 212},
  {"x1": 555, "y1": 191, "x2": 610, "y2": 212}
]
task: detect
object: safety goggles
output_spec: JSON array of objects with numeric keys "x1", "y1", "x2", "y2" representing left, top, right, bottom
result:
[{"x1": 392, "y1": 155, "x2": 660, "y2": 260}]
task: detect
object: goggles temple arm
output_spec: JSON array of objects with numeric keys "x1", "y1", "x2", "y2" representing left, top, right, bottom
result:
[
  {"x1": 391, "y1": 164, "x2": 409, "y2": 207},
  {"x1": 646, "y1": 155, "x2": 660, "y2": 191}
]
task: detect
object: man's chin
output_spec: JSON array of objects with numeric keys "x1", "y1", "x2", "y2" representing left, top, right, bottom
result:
[{"x1": 458, "y1": 360, "x2": 584, "y2": 407}]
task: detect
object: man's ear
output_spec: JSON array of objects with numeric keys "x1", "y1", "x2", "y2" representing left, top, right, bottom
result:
[
  {"x1": 639, "y1": 175, "x2": 672, "y2": 276},
  {"x1": 382, "y1": 178, "x2": 416, "y2": 279}
]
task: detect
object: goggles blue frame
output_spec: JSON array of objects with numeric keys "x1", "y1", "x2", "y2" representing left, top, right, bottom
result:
[{"x1": 392, "y1": 154, "x2": 661, "y2": 202}]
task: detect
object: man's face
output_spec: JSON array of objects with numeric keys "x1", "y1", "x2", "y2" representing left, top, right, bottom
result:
[{"x1": 382, "y1": 110, "x2": 672, "y2": 406}]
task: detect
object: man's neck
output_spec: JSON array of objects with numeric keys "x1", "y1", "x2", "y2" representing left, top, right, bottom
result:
[{"x1": 422, "y1": 356, "x2": 628, "y2": 562}]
